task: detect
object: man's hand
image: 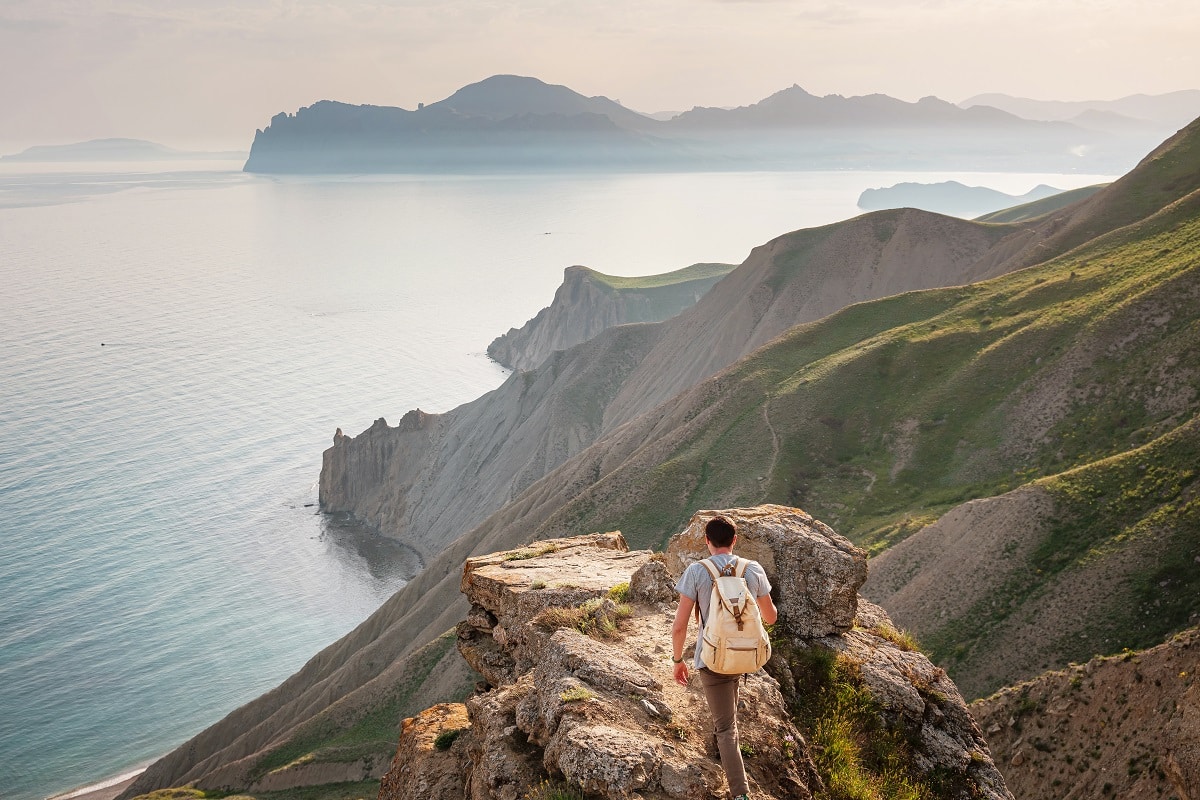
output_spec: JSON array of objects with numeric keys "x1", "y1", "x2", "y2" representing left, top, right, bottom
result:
[{"x1": 673, "y1": 660, "x2": 689, "y2": 686}]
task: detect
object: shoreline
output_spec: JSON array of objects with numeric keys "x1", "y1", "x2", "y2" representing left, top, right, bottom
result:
[{"x1": 46, "y1": 767, "x2": 146, "y2": 800}]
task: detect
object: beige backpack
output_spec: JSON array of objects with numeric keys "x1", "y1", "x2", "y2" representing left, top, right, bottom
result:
[{"x1": 698, "y1": 557, "x2": 772, "y2": 674}]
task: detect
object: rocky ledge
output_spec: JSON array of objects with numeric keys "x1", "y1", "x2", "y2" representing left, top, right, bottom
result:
[{"x1": 378, "y1": 504, "x2": 1013, "y2": 800}]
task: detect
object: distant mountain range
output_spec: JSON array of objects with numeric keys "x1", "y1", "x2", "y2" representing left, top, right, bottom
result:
[
  {"x1": 243, "y1": 75, "x2": 1193, "y2": 174},
  {"x1": 857, "y1": 180, "x2": 1065, "y2": 216},
  {"x1": 1, "y1": 138, "x2": 245, "y2": 162},
  {"x1": 959, "y1": 90, "x2": 1200, "y2": 131}
]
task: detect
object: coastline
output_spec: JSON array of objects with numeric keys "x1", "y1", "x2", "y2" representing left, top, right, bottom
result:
[{"x1": 46, "y1": 768, "x2": 145, "y2": 800}]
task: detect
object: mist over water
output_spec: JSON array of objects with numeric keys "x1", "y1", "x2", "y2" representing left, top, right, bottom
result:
[{"x1": 0, "y1": 164, "x2": 1113, "y2": 800}]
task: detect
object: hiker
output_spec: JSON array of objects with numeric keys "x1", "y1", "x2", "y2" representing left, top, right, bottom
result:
[{"x1": 671, "y1": 516, "x2": 777, "y2": 800}]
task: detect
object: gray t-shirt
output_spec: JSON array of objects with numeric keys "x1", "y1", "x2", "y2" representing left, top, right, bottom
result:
[{"x1": 675, "y1": 553, "x2": 772, "y2": 669}]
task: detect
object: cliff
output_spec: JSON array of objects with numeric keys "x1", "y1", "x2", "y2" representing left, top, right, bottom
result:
[
  {"x1": 379, "y1": 506, "x2": 1012, "y2": 800},
  {"x1": 487, "y1": 263, "x2": 734, "y2": 372},
  {"x1": 969, "y1": 627, "x2": 1199, "y2": 800}
]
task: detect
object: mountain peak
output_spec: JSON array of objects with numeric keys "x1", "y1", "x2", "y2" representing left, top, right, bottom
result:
[{"x1": 424, "y1": 74, "x2": 648, "y2": 127}]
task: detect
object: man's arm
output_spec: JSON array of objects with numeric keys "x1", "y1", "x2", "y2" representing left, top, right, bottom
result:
[
  {"x1": 757, "y1": 591, "x2": 778, "y2": 625},
  {"x1": 671, "y1": 594, "x2": 695, "y2": 686}
]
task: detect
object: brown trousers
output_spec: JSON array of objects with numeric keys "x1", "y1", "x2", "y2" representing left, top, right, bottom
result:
[{"x1": 699, "y1": 668, "x2": 748, "y2": 797}]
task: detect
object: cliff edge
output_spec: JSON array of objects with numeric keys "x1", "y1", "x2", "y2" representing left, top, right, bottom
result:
[
  {"x1": 487, "y1": 263, "x2": 734, "y2": 372},
  {"x1": 378, "y1": 505, "x2": 1012, "y2": 800}
]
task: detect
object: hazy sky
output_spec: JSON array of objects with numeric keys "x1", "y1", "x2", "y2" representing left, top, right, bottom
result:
[{"x1": 2, "y1": 0, "x2": 1197, "y2": 151}]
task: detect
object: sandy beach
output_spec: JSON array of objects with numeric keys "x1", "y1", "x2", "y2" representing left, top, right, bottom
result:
[{"x1": 47, "y1": 771, "x2": 142, "y2": 800}]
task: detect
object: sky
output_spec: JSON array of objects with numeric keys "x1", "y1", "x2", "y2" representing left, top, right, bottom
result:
[{"x1": 1, "y1": 0, "x2": 1198, "y2": 152}]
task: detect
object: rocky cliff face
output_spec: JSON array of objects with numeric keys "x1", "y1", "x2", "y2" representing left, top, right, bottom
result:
[
  {"x1": 378, "y1": 506, "x2": 1012, "y2": 800},
  {"x1": 969, "y1": 627, "x2": 1199, "y2": 800},
  {"x1": 319, "y1": 322, "x2": 662, "y2": 559},
  {"x1": 487, "y1": 264, "x2": 734, "y2": 372}
]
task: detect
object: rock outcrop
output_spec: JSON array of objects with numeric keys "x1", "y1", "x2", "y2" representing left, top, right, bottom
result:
[
  {"x1": 970, "y1": 627, "x2": 1200, "y2": 800},
  {"x1": 379, "y1": 505, "x2": 1012, "y2": 800},
  {"x1": 488, "y1": 264, "x2": 734, "y2": 372}
]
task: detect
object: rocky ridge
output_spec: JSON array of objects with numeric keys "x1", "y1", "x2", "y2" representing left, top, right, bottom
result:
[
  {"x1": 378, "y1": 506, "x2": 1012, "y2": 800},
  {"x1": 969, "y1": 627, "x2": 1199, "y2": 800}
]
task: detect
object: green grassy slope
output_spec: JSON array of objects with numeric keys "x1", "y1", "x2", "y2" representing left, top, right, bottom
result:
[
  {"x1": 549, "y1": 187, "x2": 1199, "y2": 549},
  {"x1": 974, "y1": 184, "x2": 1106, "y2": 223},
  {"x1": 584, "y1": 261, "x2": 735, "y2": 290},
  {"x1": 1000, "y1": 116, "x2": 1200, "y2": 270},
  {"x1": 531, "y1": 188, "x2": 1200, "y2": 695}
]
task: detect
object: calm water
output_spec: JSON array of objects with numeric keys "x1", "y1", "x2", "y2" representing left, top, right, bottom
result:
[{"x1": 0, "y1": 162, "x2": 1114, "y2": 800}]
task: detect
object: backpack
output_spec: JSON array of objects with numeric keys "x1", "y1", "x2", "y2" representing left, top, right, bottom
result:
[{"x1": 697, "y1": 557, "x2": 772, "y2": 674}]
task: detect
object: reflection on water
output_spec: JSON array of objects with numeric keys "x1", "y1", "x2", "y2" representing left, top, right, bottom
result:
[{"x1": 319, "y1": 511, "x2": 425, "y2": 591}]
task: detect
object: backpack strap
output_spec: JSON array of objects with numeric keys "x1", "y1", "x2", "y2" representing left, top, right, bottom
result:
[{"x1": 695, "y1": 558, "x2": 721, "y2": 626}]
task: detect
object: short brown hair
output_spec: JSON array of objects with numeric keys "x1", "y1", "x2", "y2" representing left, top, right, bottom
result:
[{"x1": 704, "y1": 516, "x2": 737, "y2": 548}]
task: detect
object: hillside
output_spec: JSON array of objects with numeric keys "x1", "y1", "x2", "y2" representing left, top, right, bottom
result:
[
  {"x1": 973, "y1": 184, "x2": 1107, "y2": 223},
  {"x1": 321, "y1": 208, "x2": 1039, "y2": 562},
  {"x1": 121, "y1": 118, "x2": 1200, "y2": 798},
  {"x1": 487, "y1": 262, "x2": 734, "y2": 372},
  {"x1": 969, "y1": 627, "x2": 1199, "y2": 800}
]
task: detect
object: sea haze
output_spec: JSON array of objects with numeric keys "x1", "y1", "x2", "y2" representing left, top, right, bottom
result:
[{"x1": 0, "y1": 163, "x2": 1113, "y2": 800}]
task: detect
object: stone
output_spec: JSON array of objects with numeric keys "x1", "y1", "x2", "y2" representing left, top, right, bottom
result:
[
  {"x1": 629, "y1": 558, "x2": 676, "y2": 604},
  {"x1": 378, "y1": 703, "x2": 470, "y2": 800},
  {"x1": 666, "y1": 505, "x2": 867, "y2": 638}
]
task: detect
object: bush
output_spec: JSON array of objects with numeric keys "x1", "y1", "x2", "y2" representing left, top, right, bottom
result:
[{"x1": 433, "y1": 728, "x2": 463, "y2": 751}]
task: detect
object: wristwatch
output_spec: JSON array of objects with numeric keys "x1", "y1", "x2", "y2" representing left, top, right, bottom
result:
[{"x1": 671, "y1": 655, "x2": 684, "y2": 664}]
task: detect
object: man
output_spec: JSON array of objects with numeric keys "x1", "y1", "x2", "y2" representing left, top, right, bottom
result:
[{"x1": 671, "y1": 516, "x2": 777, "y2": 800}]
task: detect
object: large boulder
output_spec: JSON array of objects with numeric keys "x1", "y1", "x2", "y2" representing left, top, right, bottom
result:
[{"x1": 665, "y1": 504, "x2": 868, "y2": 638}]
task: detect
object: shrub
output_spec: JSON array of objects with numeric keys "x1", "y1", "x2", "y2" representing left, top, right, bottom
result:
[
  {"x1": 870, "y1": 622, "x2": 923, "y2": 653},
  {"x1": 559, "y1": 685, "x2": 594, "y2": 703},
  {"x1": 537, "y1": 597, "x2": 631, "y2": 640},
  {"x1": 434, "y1": 728, "x2": 463, "y2": 751}
]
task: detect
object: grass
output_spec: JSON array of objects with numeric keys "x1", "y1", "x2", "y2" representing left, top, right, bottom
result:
[
  {"x1": 770, "y1": 644, "x2": 940, "y2": 800},
  {"x1": 974, "y1": 184, "x2": 1107, "y2": 223},
  {"x1": 537, "y1": 597, "x2": 632, "y2": 640},
  {"x1": 583, "y1": 262, "x2": 734, "y2": 291},
  {"x1": 505, "y1": 543, "x2": 559, "y2": 561},
  {"x1": 522, "y1": 778, "x2": 586, "y2": 800},
  {"x1": 247, "y1": 629, "x2": 464, "y2": 783},
  {"x1": 130, "y1": 782, "x2": 382, "y2": 800},
  {"x1": 559, "y1": 685, "x2": 594, "y2": 703},
  {"x1": 868, "y1": 622, "x2": 924, "y2": 653},
  {"x1": 919, "y1": 416, "x2": 1200, "y2": 686}
]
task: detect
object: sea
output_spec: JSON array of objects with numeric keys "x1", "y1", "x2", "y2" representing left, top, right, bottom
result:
[{"x1": 0, "y1": 159, "x2": 1116, "y2": 800}]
